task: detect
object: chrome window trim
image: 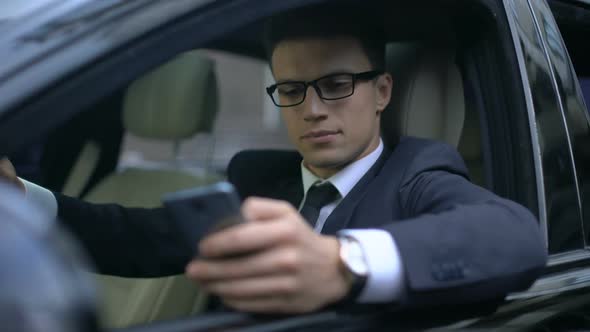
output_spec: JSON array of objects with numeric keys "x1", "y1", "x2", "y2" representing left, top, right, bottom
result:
[
  {"x1": 507, "y1": 250, "x2": 590, "y2": 299},
  {"x1": 503, "y1": 0, "x2": 548, "y2": 247},
  {"x1": 547, "y1": 249, "x2": 590, "y2": 267},
  {"x1": 508, "y1": 262, "x2": 590, "y2": 300},
  {"x1": 527, "y1": 0, "x2": 585, "y2": 245}
]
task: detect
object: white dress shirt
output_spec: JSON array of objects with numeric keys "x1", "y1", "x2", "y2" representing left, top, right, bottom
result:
[
  {"x1": 300, "y1": 139, "x2": 405, "y2": 303},
  {"x1": 23, "y1": 179, "x2": 58, "y2": 219},
  {"x1": 23, "y1": 139, "x2": 405, "y2": 303}
]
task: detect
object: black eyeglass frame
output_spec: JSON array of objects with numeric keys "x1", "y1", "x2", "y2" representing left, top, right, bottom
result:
[{"x1": 266, "y1": 70, "x2": 384, "y2": 108}]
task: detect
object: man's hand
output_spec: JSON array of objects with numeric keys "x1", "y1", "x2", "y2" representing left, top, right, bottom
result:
[
  {"x1": 0, "y1": 157, "x2": 25, "y2": 192},
  {"x1": 186, "y1": 197, "x2": 351, "y2": 314}
]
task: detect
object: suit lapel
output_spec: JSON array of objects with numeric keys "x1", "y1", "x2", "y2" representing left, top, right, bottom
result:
[
  {"x1": 321, "y1": 148, "x2": 392, "y2": 235},
  {"x1": 270, "y1": 174, "x2": 304, "y2": 208},
  {"x1": 265, "y1": 147, "x2": 392, "y2": 233},
  {"x1": 253, "y1": 151, "x2": 303, "y2": 208}
]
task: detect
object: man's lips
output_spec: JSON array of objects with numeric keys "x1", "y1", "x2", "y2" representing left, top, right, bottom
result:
[
  {"x1": 301, "y1": 130, "x2": 341, "y2": 139},
  {"x1": 300, "y1": 130, "x2": 342, "y2": 144}
]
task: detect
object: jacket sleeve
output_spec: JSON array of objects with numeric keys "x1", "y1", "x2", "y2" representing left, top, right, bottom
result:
[
  {"x1": 55, "y1": 193, "x2": 192, "y2": 277},
  {"x1": 382, "y1": 142, "x2": 547, "y2": 307}
]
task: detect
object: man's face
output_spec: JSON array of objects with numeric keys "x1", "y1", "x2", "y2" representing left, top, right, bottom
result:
[{"x1": 271, "y1": 37, "x2": 392, "y2": 178}]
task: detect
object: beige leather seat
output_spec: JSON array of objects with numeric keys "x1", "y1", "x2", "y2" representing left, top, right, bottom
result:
[
  {"x1": 383, "y1": 42, "x2": 485, "y2": 186},
  {"x1": 82, "y1": 50, "x2": 222, "y2": 328},
  {"x1": 458, "y1": 100, "x2": 485, "y2": 186}
]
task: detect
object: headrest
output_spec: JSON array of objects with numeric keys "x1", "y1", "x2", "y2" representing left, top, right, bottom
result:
[
  {"x1": 123, "y1": 51, "x2": 218, "y2": 140},
  {"x1": 382, "y1": 42, "x2": 465, "y2": 148}
]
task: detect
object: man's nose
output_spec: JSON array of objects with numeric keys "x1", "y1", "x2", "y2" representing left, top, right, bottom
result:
[{"x1": 302, "y1": 86, "x2": 327, "y2": 120}]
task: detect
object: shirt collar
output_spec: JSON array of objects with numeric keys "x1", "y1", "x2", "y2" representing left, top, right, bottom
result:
[{"x1": 301, "y1": 139, "x2": 384, "y2": 199}]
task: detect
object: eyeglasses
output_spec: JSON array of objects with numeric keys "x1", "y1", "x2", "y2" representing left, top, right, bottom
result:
[{"x1": 266, "y1": 70, "x2": 384, "y2": 108}]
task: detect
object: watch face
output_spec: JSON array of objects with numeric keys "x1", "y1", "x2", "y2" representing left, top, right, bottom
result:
[
  {"x1": 342, "y1": 238, "x2": 369, "y2": 276},
  {"x1": 348, "y1": 258, "x2": 369, "y2": 276}
]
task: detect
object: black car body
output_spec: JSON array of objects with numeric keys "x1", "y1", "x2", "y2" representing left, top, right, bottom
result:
[{"x1": 1, "y1": 0, "x2": 590, "y2": 331}]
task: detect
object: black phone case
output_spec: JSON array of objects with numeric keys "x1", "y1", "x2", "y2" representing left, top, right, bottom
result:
[{"x1": 162, "y1": 182, "x2": 243, "y2": 252}]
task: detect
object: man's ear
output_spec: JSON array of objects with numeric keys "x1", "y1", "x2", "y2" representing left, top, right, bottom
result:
[{"x1": 375, "y1": 73, "x2": 393, "y2": 115}]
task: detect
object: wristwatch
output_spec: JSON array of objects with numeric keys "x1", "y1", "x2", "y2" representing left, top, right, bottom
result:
[{"x1": 338, "y1": 235, "x2": 369, "y2": 302}]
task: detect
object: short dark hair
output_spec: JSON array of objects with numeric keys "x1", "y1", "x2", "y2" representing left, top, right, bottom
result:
[{"x1": 263, "y1": 4, "x2": 386, "y2": 70}]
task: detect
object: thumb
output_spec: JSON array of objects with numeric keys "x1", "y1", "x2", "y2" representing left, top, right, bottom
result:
[{"x1": 0, "y1": 157, "x2": 26, "y2": 192}]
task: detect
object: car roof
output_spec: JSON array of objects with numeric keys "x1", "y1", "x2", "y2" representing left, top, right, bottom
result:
[{"x1": 0, "y1": 0, "x2": 215, "y2": 112}]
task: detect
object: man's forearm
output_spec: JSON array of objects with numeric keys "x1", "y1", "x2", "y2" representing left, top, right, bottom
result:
[{"x1": 21, "y1": 179, "x2": 191, "y2": 277}]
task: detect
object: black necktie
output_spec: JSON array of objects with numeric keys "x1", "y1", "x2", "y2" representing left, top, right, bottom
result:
[{"x1": 299, "y1": 182, "x2": 340, "y2": 227}]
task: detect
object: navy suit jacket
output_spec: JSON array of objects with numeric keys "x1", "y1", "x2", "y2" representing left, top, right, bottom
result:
[{"x1": 56, "y1": 137, "x2": 547, "y2": 307}]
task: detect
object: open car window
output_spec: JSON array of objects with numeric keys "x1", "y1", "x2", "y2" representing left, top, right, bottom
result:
[{"x1": 3, "y1": 1, "x2": 526, "y2": 330}]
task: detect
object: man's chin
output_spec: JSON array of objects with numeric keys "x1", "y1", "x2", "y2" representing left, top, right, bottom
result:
[{"x1": 303, "y1": 155, "x2": 350, "y2": 173}]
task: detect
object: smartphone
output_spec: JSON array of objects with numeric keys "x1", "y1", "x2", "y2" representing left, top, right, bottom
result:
[{"x1": 162, "y1": 181, "x2": 244, "y2": 251}]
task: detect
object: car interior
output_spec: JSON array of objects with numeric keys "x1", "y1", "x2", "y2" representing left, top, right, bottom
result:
[
  {"x1": 8, "y1": 3, "x2": 495, "y2": 328},
  {"x1": 83, "y1": 50, "x2": 221, "y2": 327},
  {"x1": 10, "y1": 0, "x2": 585, "y2": 329}
]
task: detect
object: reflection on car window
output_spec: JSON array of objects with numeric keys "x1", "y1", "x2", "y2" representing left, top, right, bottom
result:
[
  {"x1": 521, "y1": 1, "x2": 585, "y2": 253},
  {"x1": 580, "y1": 77, "x2": 590, "y2": 115},
  {"x1": 542, "y1": 0, "x2": 590, "y2": 253},
  {"x1": 550, "y1": 9, "x2": 590, "y2": 252},
  {"x1": 0, "y1": 0, "x2": 55, "y2": 20},
  {"x1": 572, "y1": 76, "x2": 590, "y2": 249}
]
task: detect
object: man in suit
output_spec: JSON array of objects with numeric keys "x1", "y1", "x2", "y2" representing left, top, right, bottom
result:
[
  {"x1": 178, "y1": 8, "x2": 547, "y2": 313},
  {"x1": 0, "y1": 6, "x2": 546, "y2": 315}
]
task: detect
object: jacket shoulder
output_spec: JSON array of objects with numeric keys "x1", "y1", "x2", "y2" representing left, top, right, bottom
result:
[
  {"x1": 227, "y1": 149, "x2": 301, "y2": 198},
  {"x1": 393, "y1": 136, "x2": 469, "y2": 183}
]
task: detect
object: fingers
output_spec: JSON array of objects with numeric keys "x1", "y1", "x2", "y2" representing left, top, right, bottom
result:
[
  {"x1": 0, "y1": 157, "x2": 25, "y2": 192},
  {"x1": 199, "y1": 219, "x2": 291, "y2": 257},
  {"x1": 0, "y1": 157, "x2": 16, "y2": 178},
  {"x1": 202, "y1": 275, "x2": 298, "y2": 300},
  {"x1": 241, "y1": 197, "x2": 297, "y2": 221},
  {"x1": 199, "y1": 211, "x2": 306, "y2": 258},
  {"x1": 187, "y1": 247, "x2": 301, "y2": 281}
]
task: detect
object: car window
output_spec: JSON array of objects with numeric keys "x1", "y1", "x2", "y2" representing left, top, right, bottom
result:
[
  {"x1": 513, "y1": 0, "x2": 585, "y2": 253},
  {"x1": 548, "y1": 0, "x2": 590, "y2": 253},
  {"x1": 580, "y1": 77, "x2": 590, "y2": 115}
]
